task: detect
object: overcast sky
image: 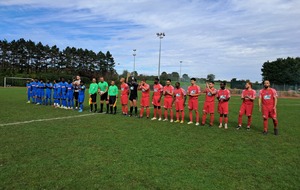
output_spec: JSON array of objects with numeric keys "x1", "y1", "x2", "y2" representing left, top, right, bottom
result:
[{"x1": 1, "y1": 0, "x2": 299, "y2": 81}]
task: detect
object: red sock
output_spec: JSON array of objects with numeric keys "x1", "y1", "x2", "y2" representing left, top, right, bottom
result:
[
  {"x1": 247, "y1": 116, "x2": 252, "y2": 126},
  {"x1": 158, "y1": 109, "x2": 162, "y2": 118},
  {"x1": 238, "y1": 114, "x2": 242, "y2": 126},
  {"x1": 219, "y1": 117, "x2": 223, "y2": 124},
  {"x1": 146, "y1": 108, "x2": 150, "y2": 117},
  {"x1": 125, "y1": 106, "x2": 128, "y2": 114},
  {"x1": 202, "y1": 113, "x2": 207, "y2": 124},
  {"x1": 210, "y1": 113, "x2": 214, "y2": 125},
  {"x1": 189, "y1": 111, "x2": 193, "y2": 122},
  {"x1": 181, "y1": 111, "x2": 185, "y2": 121},
  {"x1": 170, "y1": 110, "x2": 173, "y2": 120},
  {"x1": 196, "y1": 111, "x2": 199, "y2": 123},
  {"x1": 164, "y1": 110, "x2": 168, "y2": 119},
  {"x1": 140, "y1": 107, "x2": 144, "y2": 117},
  {"x1": 263, "y1": 119, "x2": 268, "y2": 131},
  {"x1": 176, "y1": 111, "x2": 179, "y2": 120},
  {"x1": 153, "y1": 109, "x2": 157, "y2": 118},
  {"x1": 224, "y1": 117, "x2": 228, "y2": 124}
]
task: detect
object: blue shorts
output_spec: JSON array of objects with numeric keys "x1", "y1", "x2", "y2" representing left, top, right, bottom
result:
[
  {"x1": 67, "y1": 93, "x2": 74, "y2": 100},
  {"x1": 46, "y1": 93, "x2": 52, "y2": 99},
  {"x1": 79, "y1": 95, "x2": 85, "y2": 103}
]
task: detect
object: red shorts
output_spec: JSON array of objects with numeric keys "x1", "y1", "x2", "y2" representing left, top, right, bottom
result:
[
  {"x1": 262, "y1": 105, "x2": 276, "y2": 119},
  {"x1": 164, "y1": 98, "x2": 173, "y2": 109},
  {"x1": 141, "y1": 97, "x2": 150, "y2": 107},
  {"x1": 188, "y1": 99, "x2": 198, "y2": 110},
  {"x1": 121, "y1": 95, "x2": 128, "y2": 105},
  {"x1": 203, "y1": 101, "x2": 215, "y2": 114},
  {"x1": 152, "y1": 96, "x2": 161, "y2": 107},
  {"x1": 218, "y1": 102, "x2": 229, "y2": 114},
  {"x1": 239, "y1": 103, "x2": 253, "y2": 116},
  {"x1": 175, "y1": 100, "x2": 184, "y2": 111}
]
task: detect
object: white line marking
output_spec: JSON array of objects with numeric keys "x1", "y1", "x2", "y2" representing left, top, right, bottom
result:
[{"x1": 0, "y1": 113, "x2": 95, "y2": 127}]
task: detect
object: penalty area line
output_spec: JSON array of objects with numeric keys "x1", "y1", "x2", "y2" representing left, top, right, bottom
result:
[{"x1": 0, "y1": 113, "x2": 95, "y2": 127}]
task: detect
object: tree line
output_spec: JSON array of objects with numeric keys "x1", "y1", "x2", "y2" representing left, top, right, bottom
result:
[{"x1": 0, "y1": 38, "x2": 117, "y2": 82}]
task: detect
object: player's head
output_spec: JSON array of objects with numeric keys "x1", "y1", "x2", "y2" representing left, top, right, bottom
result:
[
  {"x1": 80, "y1": 80, "x2": 84, "y2": 85},
  {"x1": 53, "y1": 79, "x2": 56, "y2": 83},
  {"x1": 263, "y1": 80, "x2": 270, "y2": 89},
  {"x1": 208, "y1": 81, "x2": 214, "y2": 88},
  {"x1": 220, "y1": 81, "x2": 226, "y2": 89},
  {"x1": 40, "y1": 79, "x2": 43, "y2": 82},
  {"x1": 154, "y1": 77, "x2": 159, "y2": 84},
  {"x1": 92, "y1": 78, "x2": 96, "y2": 83},
  {"x1": 31, "y1": 78, "x2": 34, "y2": 82},
  {"x1": 35, "y1": 78, "x2": 38, "y2": 82},
  {"x1": 46, "y1": 79, "x2": 50, "y2": 83},
  {"x1": 131, "y1": 76, "x2": 137, "y2": 83},
  {"x1": 190, "y1": 78, "x2": 196, "y2": 85},
  {"x1": 141, "y1": 78, "x2": 146, "y2": 85},
  {"x1": 245, "y1": 81, "x2": 252, "y2": 89},
  {"x1": 111, "y1": 80, "x2": 115, "y2": 85},
  {"x1": 120, "y1": 77, "x2": 125, "y2": 83},
  {"x1": 175, "y1": 82, "x2": 180, "y2": 88},
  {"x1": 99, "y1": 77, "x2": 104, "y2": 82},
  {"x1": 61, "y1": 77, "x2": 65, "y2": 82},
  {"x1": 76, "y1": 75, "x2": 80, "y2": 80},
  {"x1": 166, "y1": 79, "x2": 171, "y2": 86}
]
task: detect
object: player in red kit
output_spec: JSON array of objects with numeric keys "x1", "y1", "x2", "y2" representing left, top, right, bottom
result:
[
  {"x1": 201, "y1": 81, "x2": 217, "y2": 127},
  {"x1": 151, "y1": 78, "x2": 163, "y2": 121},
  {"x1": 172, "y1": 82, "x2": 187, "y2": 123},
  {"x1": 187, "y1": 78, "x2": 201, "y2": 126},
  {"x1": 138, "y1": 79, "x2": 150, "y2": 118},
  {"x1": 236, "y1": 82, "x2": 256, "y2": 130},
  {"x1": 120, "y1": 77, "x2": 129, "y2": 115},
  {"x1": 258, "y1": 80, "x2": 278, "y2": 135},
  {"x1": 217, "y1": 81, "x2": 230, "y2": 129},
  {"x1": 163, "y1": 79, "x2": 174, "y2": 122}
]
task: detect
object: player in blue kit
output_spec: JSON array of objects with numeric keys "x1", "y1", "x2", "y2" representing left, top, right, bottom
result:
[
  {"x1": 31, "y1": 79, "x2": 37, "y2": 104},
  {"x1": 56, "y1": 79, "x2": 62, "y2": 108},
  {"x1": 78, "y1": 81, "x2": 86, "y2": 113},
  {"x1": 60, "y1": 78, "x2": 67, "y2": 109},
  {"x1": 45, "y1": 80, "x2": 53, "y2": 106},
  {"x1": 53, "y1": 80, "x2": 58, "y2": 107},
  {"x1": 39, "y1": 79, "x2": 46, "y2": 105},
  {"x1": 66, "y1": 79, "x2": 74, "y2": 109},
  {"x1": 36, "y1": 79, "x2": 41, "y2": 105},
  {"x1": 26, "y1": 80, "x2": 32, "y2": 103}
]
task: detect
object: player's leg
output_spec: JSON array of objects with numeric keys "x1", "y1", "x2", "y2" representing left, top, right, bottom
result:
[
  {"x1": 152, "y1": 105, "x2": 157, "y2": 120},
  {"x1": 129, "y1": 98, "x2": 133, "y2": 116},
  {"x1": 262, "y1": 106, "x2": 269, "y2": 134},
  {"x1": 133, "y1": 99, "x2": 138, "y2": 116},
  {"x1": 194, "y1": 100, "x2": 199, "y2": 126},
  {"x1": 202, "y1": 104, "x2": 207, "y2": 125},
  {"x1": 188, "y1": 100, "x2": 193, "y2": 124},
  {"x1": 237, "y1": 104, "x2": 245, "y2": 129},
  {"x1": 140, "y1": 98, "x2": 144, "y2": 117}
]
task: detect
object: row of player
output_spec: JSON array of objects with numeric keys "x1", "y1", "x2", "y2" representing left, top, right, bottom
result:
[{"x1": 26, "y1": 76, "x2": 278, "y2": 135}]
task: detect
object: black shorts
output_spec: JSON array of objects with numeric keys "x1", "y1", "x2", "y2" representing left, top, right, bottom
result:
[
  {"x1": 129, "y1": 95, "x2": 137, "y2": 101},
  {"x1": 109, "y1": 96, "x2": 117, "y2": 105},
  {"x1": 100, "y1": 92, "x2": 108, "y2": 101},
  {"x1": 91, "y1": 93, "x2": 97, "y2": 103},
  {"x1": 74, "y1": 92, "x2": 79, "y2": 100}
]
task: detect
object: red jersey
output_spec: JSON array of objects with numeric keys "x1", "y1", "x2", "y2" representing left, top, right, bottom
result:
[
  {"x1": 187, "y1": 85, "x2": 201, "y2": 100},
  {"x1": 174, "y1": 88, "x2": 186, "y2": 101},
  {"x1": 153, "y1": 84, "x2": 163, "y2": 97},
  {"x1": 241, "y1": 89, "x2": 256, "y2": 105},
  {"x1": 204, "y1": 87, "x2": 217, "y2": 102},
  {"x1": 140, "y1": 83, "x2": 150, "y2": 98},
  {"x1": 163, "y1": 85, "x2": 174, "y2": 99},
  {"x1": 217, "y1": 89, "x2": 230, "y2": 101},
  {"x1": 259, "y1": 88, "x2": 277, "y2": 106},
  {"x1": 121, "y1": 83, "x2": 129, "y2": 96}
]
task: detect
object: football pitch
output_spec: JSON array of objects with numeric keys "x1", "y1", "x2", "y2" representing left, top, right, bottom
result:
[{"x1": 0, "y1": 88, "x2": 299, "y2": 189}]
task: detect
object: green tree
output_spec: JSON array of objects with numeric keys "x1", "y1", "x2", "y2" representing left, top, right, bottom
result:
[{"x1": 207, "y1": 74, "x2": 215, "y2": 81}]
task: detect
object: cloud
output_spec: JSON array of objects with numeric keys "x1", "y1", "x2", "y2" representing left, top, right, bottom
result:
[{"x1": 0, "y1": 0, "x2": 299, "y2": 81}]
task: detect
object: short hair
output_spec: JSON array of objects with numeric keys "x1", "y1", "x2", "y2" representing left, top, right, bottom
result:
[
  {"x1": 208, "y1": 81, "x2": 214, "y2": 84},
  {"x1": 154, "y1": 77, "x2": 159, "y2": 81},
  {"x1": 141, "y1": 78, "x2": 146, "y2": 82},
  {"x1": 191, "y1": 78, "x2": 196, "y2": 81},
  {"x1": 221, "y1": 81, "x2": 227, "y2": 85},
  {"x1": 166, "y1": 79, "x2": 171, "y2": 82},
  {"x1": 247, "y1": 81, "x2": 253, "y2": 87},
  {"x1": 176, "y1": 82, "x2": 180, "y2": 86}
]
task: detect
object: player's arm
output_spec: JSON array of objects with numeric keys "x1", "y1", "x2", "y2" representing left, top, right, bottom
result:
[
  {"x1": 274, "y1": 96, "x2": 277, "y2": 113},
  {"x1": 172, "y1": 94, "x2": 176, "y2": 105},
  {"x1": 184, "y1": 94, "x2": 187, "y2": 106},
  {"x1": 258, "y1": 96, "x2": 262, "y2": 112}
]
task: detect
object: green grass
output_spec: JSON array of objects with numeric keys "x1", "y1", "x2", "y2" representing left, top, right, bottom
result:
[{"x1": 0, "y1": 88, "x2": 299, "y2": 189}]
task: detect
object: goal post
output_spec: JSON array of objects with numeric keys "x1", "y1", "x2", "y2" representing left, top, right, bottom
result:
[{"x1": 3, "y1": 77, "x2": 33, "y2": 87}]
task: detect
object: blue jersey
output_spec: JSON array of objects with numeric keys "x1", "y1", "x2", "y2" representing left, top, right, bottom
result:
[
  {"x1": 32, "y1": 81, "x2": 37, "y2": 94},
  {"x1": 60, "y1": 82, "x2": 67, "y2": 95},
  {"x1": 53, "y1": 83, "x2": 58, "y2": 98},
  {"x1": 79, "y1": 85, "x2": 86, "y2": 96},
  {"x1": 67, "y1": 83, "x2": 74, "y2": 95},
  {"x1": 26, "y1": 82, "x2": 31, "y2": 94},
  {"x1": 56, "y1": 82, "x2": 62, "y2": 95},
  {"x1": 46, "y1": 82, "x2": 53, "y2": 94},
  {"x1": 38, "y1": 82, "x2": 45, "y2": 95}
]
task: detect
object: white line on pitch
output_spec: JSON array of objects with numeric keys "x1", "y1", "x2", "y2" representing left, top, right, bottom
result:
[{"x1": 0, "y1": 113, "x2": 95, "y2": 127}]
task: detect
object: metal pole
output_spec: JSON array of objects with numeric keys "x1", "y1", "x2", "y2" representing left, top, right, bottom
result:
[
  {"x1": 158, "y1": 38, "x2": 161, "y2": 79},
  {"x1": 179, "y1": 61, "x2": 182, "y2": 82},
  {"x1": 133, "y1": 49, "x2": 136, "y2": 77}
]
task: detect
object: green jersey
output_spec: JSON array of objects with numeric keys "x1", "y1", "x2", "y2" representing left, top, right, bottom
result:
[
  {"x1": 89, "y1": 83, "x2": 98, "y2": 94},
  {"x1": 108, "y1": 85, "x2": 118, "y2": 96},
  {"x1": 98, "y1": 81, "x2": 108, "y2": 92}
]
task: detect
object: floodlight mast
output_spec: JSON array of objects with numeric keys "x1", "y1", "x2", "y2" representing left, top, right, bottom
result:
[{"x1": 156, "y1": 32, "x2": 165, "y2": 79}]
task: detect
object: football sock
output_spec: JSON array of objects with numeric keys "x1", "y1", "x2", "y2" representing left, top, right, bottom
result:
[
  {"x1": 210, "y1": 114, "x2": 214, "y2": 125},
  {"x1": 90, "y1": 104, "x2": 93, "y2": 111},
  {"x1": 263, "y1": 119, "x2": 268, "y2": 132},
  {"x1": 189, "y1": 111, "x2": 193, "y2": 122},
  {"x1": 196, "y1": 111, "x2": 199, "y2": 123},
  {"x1": 130, "y1": 106, "x2": 133, "y2": 114},
  {"x1": 135, "y1": 107, "x2": 137, "y2": 115}
]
